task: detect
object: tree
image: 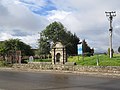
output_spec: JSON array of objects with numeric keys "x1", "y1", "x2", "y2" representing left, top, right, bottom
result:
[
  {"x1": 82, "y1": 39, "x2": 94, "y2": 56},
  {"x1": 38, "y1": 21, "x2": 80, "y2": 55},
  {"x1": 118, "y1": 47, "x2": 120, "y2": 53},
  {"x1": 3, "y1": 39, "x2": 34, "y2": 56},
  {"x1": 108, "y1": 48, "x2": 114, "y2": 57},
  {"x1": 0, "y1": 41, "x2": 6, "y2": 57},
  {"x1": 38, "y1": 33, "x2": 50, "y2": 56}
]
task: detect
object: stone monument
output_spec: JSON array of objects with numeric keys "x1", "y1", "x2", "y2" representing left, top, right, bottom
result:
[
  {"x1": 51, "y1": 42, "x2": 67, "y2": 64},
  {"x1": 6, "y1": 50, "x2": 21, "y2": 64},
  {"x1": 29, "y1": 56, "x2": 34, "y2": 62}
]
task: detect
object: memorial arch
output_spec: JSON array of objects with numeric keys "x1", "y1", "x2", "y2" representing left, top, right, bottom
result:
[{"x1": 51, "y1": 42, "x2": 67, "y2": 64}]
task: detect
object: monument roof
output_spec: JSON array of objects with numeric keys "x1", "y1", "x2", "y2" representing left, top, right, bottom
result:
[{"x1": 52, "y1": 42, "x2": 65, "y2": 48}]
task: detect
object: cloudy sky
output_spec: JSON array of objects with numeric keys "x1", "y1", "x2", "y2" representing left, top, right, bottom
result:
[{"x1": 0, "y1": 0, "x2": 120, "y2": 53}]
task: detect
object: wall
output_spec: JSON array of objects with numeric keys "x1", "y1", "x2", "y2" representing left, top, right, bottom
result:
[{"x1": 12, "y1": 62, "x2": 120, "y2": 74}]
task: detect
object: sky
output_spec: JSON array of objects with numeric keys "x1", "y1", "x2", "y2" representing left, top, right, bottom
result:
[{"x1": 0, "y1": 0, "x2": 120, "y2": 53}]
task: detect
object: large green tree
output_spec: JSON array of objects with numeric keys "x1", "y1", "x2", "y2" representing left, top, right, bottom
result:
[
  {"x1": 38, "y1": 21, "x2": 80, "y2": 55},
  {"x1": 38, "y1": 33, "x2": 50, "y2": 55},
  {"x1": 82, "y1": 39, "x2": 94, "y2": 56},
  {"x1": 0, "y1": 41, "x2": 6, "y2": 56},
  {"x1": 0, "y1": 39, "x2": 34, "y2": 56},
  {"x1": 118, "y1": 47, "x2": 120, "y2": 53}
]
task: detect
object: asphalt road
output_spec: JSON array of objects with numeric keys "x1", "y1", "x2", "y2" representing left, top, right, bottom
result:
[{"x1": 0, "y1": 70, "x2": 120, "y2": 90}]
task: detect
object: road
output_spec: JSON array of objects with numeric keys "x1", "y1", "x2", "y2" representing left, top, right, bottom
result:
[{"x1": 0, "y1": 70, "x2": 120, "y2": 90}]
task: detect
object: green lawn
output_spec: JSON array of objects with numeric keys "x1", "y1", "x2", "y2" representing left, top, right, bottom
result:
[
  {"x1": 68, "y1": 54, "x2": 120, "y2": 66},
  {"x1": 34, "y1": 59, "x2": 51, "y2": 62},
  {"x1": 1, "y1": 54, "x2": 120, "y2": 66}
]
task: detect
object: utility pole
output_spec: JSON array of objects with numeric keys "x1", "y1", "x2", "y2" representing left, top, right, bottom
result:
[{"x1": 105, "y1": 11, "x2": 116, "y2": 58}]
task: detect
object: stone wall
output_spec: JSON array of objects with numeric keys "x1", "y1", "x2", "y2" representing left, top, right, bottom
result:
[{"x1": 12, "y1": 62, "x2": 120, "y2": 74}]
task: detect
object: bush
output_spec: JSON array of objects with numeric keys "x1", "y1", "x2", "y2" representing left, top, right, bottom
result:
[
  {"x1": 0, "y1": 60, "x2": 13, "y2": 67},
  {"x1": 0, "y1": 60, "x2": 4, "y2": 67}
]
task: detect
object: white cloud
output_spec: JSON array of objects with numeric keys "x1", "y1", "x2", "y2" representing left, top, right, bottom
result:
[
  {"x1": 0, "y1": 0, "x2": 48, "y2": 48},
  {"x1": 0, "y1": 32, "x2": 13, "y2": 41},
  {"x1": 0, "y1": 31, "x2": 38, "y2": 48},
  {"x1": 49, "y1": 0, "x2": 120, "y2": 53},
  {"x1": 0, "y1": 0, "x2": 120, "y2": 52},
  {"x1": 19, "y1": 34, "x2": 38, "y2": 48},
  {"x1": 48, "y1": 10, "x2": 71, "y2": 21},
  {"x1": 2, "y1": 0, "x2": 47, "y2": 30}
]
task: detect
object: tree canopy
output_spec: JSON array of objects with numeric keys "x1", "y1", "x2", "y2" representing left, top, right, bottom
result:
[
  {"x1": 38, "y1": 21, "x2": 80, "y2": 55},
  {"x1": 118, "y1": 46, "x2": 120, "y2": 53},
  {"x1": 0, "y1": 39, "x2": 34, "y2": 56},
  {"x1": 82, "y1": 39, "x2": 94, "y2": 56}
]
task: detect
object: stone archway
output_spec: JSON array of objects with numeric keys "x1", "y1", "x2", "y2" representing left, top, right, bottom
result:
[
  {"x1": 51, "y1": 42, "x2": 67, "y2": 64},
  {"x1": 56, "y1": 53, "x2": 60, "y2": 62}
]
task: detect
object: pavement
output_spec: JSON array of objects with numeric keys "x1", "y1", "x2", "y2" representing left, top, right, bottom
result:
[
  {"x1": 0, "y1": 69, "x2": 120, "y2": 90},
  {"x1": 0, "y1": 67, "x2": 120, "y2": 79}
]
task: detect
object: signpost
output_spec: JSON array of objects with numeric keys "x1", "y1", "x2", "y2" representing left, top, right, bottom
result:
[
  {"x1": 77, "y1": 44, "x2": 82, "y2": 60},
  {"x1": 77, "y1": 44, "x2": 82, "y2": 55}
]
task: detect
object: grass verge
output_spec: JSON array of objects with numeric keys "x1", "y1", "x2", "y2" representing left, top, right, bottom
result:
[{"x1": 68, "y1": 54, "x2": 120, "y2": 66}]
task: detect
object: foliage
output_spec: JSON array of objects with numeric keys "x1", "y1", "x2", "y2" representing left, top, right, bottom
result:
[
  {"x1": 0, "y1": 60, "x2": 13, "y2": 67},
  {"x1": 118, "y1": 46, "x2": 120, "y2": 53},
  {"x1": 107, "y1": 48, "x2": 114, "y2": 57},
  {"x1": 38, "y1": 34, "x2": 50, "y2": 55},
  {"x1": 0, "y1": 61, "x2": 4, "y2": 67},
  {"x1": 38, "y1": 21, "x2": 80, "y2": 55},
  {"x1": 23, "y1": 58, "x2": 51, "y2": 63},
  {"x1": 68, "y1": 54, "x2": 120, "y2": 66},
  {"x1": 0, "y1": 41, "x2": 6, "y2": 56},
  {"x1": 34, "y1": 59, "x2": 51, "y2": 62},
  {"x1": 21, "y1": 54, "x2": 120, "y2": 66},
  {"x1": 82, "y1": 39, "x2": 94, "y2": 56},
  {"x1": 0, "y1": 39, "x2": 34, "y2": 56}
]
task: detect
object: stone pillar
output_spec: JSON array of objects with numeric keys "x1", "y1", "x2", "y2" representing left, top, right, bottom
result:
[{"x1": 53, "y1": 48, "x2": 56, "y2": 64}]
